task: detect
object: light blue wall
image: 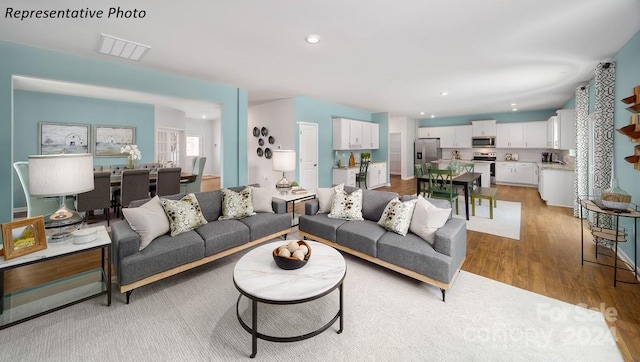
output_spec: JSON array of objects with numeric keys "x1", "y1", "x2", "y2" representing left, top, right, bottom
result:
[
  {"x1": 611, "y1": 30, "x2": 640, "y2": 260},
  {"x1": 293, "y1": 96, "x2": 377, "y2": 187},
  {"x1": 13, "y1": 90, "x2": 155, "y2": 208},
  {"x1": 1, "y1": 41, "x2": 247, "y2": 223},
  {"x1": 417, "y1": 109, "x2": 557, "y2": 127}
]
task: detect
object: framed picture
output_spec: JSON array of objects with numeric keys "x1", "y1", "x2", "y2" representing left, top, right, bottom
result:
[
  {"x1": 94, "y1": 125, "x2": 135, "y2": 157},
  {"x1": 1, "y1": 216, "x2": 47, "y2": 260},
  {"x1": 39, "y1": 122, "x2": 90, "y2": 155}
]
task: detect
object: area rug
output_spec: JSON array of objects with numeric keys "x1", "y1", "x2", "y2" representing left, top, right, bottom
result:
[
  {"x1": 0, "y1": 240, "x2": 619, "y2": 361},
  {"x1": 454, "y1": 199, "x2": 521, "y2": 240}
]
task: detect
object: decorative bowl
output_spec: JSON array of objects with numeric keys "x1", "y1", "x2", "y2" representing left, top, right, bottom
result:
[{"x1": 273, "y1": 240, "x2": 312, "y2": 270}]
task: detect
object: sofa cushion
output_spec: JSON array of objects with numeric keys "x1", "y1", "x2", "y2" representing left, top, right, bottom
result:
[
  {"x1": 328, "y1": 188, "x2": 364, "y2": 220},
  {"x1": 377, "y1": 197, "x2": 417, "y2": 236},
  {"x1": 122, "y1": 196, "x2": 171, "y2": 250},
  {"x1": 118, "y1": 230, "x2": 205, "y2": 285},
  {"x1": 239, "y1": 213, "x2": 291, "y2": 241},
  {"x1": 251, "y1": 187, "x2": 274, "y2": 213},
  {"x1": 195, "y1": 220, "x2": 250, "y2": 257},
  {"x1": 317, "y1": 184, "x2": 344, "y2": 213},
  {"x1": 219, "y1": 187, "x2": 256, "y2": 220},
  {"x1": 336, "y1": 219, "x2": 386, "y2": 257},
  {"x1": 192, "y1": 191, "x2": 222, "y2": 222},
  {"x1": 409, "y1": 196, "x2": 451, "y2": 244},
  {"x1": 377, "y1": 231, "x2": 453, "y2": 284},
  {"x1": 161, "y1": 193, "x2": 208, "y2": 236},
  {"x1": 298, "y1": 214, "x2": 347, "y2": 243}
]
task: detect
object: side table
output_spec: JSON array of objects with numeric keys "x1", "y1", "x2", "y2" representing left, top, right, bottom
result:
[
  {"x1": 0, "y1": 225, "x2": 111, "y2": 329},
  {"x1": 272, "y1": 189, "x2": 317, "y2": 226}
]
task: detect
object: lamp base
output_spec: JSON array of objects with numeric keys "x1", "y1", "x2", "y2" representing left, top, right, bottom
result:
[
  {"x1": 44, "y1": 203, "x2": 84, "y2": 243},
  {"x1": 276, "y1": 176, "x2": 292, "y2": 193}
]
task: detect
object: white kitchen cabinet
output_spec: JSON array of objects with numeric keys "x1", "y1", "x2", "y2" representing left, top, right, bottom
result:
[
  {"x1": 547, "y1": 116, "x2": 558, "y2": 148},
  {"x1": 532, "y1": 163, "x2": 539, "y2": 186},
  {"x1": 496, "y1": 123, "x2": 525, "y2": 148},
  {"x1": 370, "y1": 123, "x2": 380, "y2": 149},
  {"x1": 539, "y1": 169, "x2": 573, "y2": 207},
  {"x1": 418, "y1": 126, "x2": 446, "y2": 139},
  {"x1": 333, "y1": 118, "x2": 379, "y2": 150},
  {"x1": 333, "y1": 118, "x2": 350, "y2": 150},
  {"x1": 495, "y1": 162, "x2": 534, "y2": 185},
  {"x1": 367, "y1": 162, "x2": 387, "y2": 189},
  {"x1": 349, "y1": 119, "x2": 363, "y2": 149},
  {"x1": 524, "y1": 121, "x2": 548, "y2": 148},
  {"x1": 471, "y1": 120, "x2": 497, "y2": 137},
  {"x1": 439, "y1": 125, "x2": 472, "y2": 148},
  {"x1": 547, "y1": 109, "x2": 576, "y2": 150},
  {"x1": 332, "y1": 167, "x2": 357, "y2": 187}
]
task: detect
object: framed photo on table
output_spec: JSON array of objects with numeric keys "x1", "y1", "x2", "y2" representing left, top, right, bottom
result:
[
  {"x1": 39, "y1": 122, "x2": 90, "y2": 155},
  {"x1": 1, "y1": 216, "x2": 47, "y2": 260},
  {"x1": 94, "y1": 125, "x2": 135, "y2": 157}
]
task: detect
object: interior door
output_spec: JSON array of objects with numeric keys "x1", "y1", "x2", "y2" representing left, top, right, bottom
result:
[{"x1": 299, "y1": 122, "x2": 318, "y2": 191}]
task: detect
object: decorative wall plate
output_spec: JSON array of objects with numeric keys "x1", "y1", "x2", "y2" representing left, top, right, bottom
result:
[
  {"x1": 268, "y1": 136, "x2": 275, "y2": 144},
  {"x1": 257, "y1": 148, "x2": 264, "y2": 157},
  {"x1": 253, "y1": 127, "x2": 260, "y2": 137},
  {"x1": 259, "y1": 138, "x2": 264, "y2": 146},
  {"x1": 264, "y1": 148, "x2": 272, "y2": 159},
  {"x1": 261, "y1": 127, "x2": 268, "y2": 136}
]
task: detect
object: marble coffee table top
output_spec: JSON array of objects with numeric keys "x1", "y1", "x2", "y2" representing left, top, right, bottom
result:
[{"x1": 233, "y1": 240, "x2": 346, "y2": 302}]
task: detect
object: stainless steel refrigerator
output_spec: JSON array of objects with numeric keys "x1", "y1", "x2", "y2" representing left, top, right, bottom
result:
[{"x1": 414, "y1": 138, "x2": 441, "y2": 171}]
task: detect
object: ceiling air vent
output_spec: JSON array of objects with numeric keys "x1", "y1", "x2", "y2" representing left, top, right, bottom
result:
[{"x1": 97, "y1": 33, "x2": 150, "y2": 61}]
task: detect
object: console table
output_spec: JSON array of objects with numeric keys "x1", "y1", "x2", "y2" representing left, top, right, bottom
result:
[
  {"x1": 0, "y1": 226, "x2": 111, "y2": 329},
  {"x1": 579, "y1": 198, "x2": 640, "y2": 287}
]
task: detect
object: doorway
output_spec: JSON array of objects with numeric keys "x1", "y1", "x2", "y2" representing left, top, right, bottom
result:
[
  {"x1": 389, "y1": 133, "x2": 401, "y2": 175},
  {"x1": 298, "y1": 122, "x2": 318, "y2": 191}
]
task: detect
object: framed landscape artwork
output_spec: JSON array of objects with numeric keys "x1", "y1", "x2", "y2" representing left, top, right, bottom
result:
[
  {"x1": 1, "y1": 216, "x2": 47, "y2": 260},
  {"x1": 94, "y1": 125, "x2": 135, "y2": 157},
  {"x1": 39, "y1": 122, "x2": 90, "y2": 155}
]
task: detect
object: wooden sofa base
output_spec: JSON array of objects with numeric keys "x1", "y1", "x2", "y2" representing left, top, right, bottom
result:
[
  {"x1": 299, "y1": 231, "x2": 464, "y2": 301},
  {"x1": 117, "y1": 228, "x2": 292, "y2": 298}
]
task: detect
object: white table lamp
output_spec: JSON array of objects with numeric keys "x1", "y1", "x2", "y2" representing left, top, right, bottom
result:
[
  {"x1": 272, "y1": 150, "x2": 296, "y2": 193},
  {"x1": 29, "y1": 153, "x2": 94, "y2": 242}
]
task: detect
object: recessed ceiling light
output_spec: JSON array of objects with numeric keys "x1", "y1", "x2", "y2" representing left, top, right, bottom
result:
[
  {"x1": 420, "y1": 112, "x2": 425, "y2": 115},
  {"x1": 305, "y1": 35, "x2": 321, "y2": 44},
  {"x1": 97, "y1": 33, "x2": 150, "y2": 61},
  {"x1": 510, "y1": 103, "x2": 517, "y2": 106},
  {"x1": 440, "y1": 91, "x2": 448, "y2": 96},
  {"x1": 430, "y1": 114, "x2": 435, "y2": 118},
  {"x1": 202, "y1": 115, "x2": 206, "y2": 119},
  {"x1": 512, "y1": 108, "x2": 518, "y2": 112}
]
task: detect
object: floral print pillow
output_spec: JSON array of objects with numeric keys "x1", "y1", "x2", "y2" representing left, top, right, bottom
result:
[
  {"x1": 219, "y1": 187, "x2": 256, "y2": 220},
  {"x1": 161, "y1": 193, "x2": 208, "y2": 236},
  {"x1": 328, "y1": 189, "x2": 364, "y2": 220},
  {"x1": 377, "y1": 197, "x2": 417, "y2": 236}
]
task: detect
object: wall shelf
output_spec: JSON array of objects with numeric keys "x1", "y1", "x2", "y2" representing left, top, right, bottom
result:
[{"x1": 619, "y1": 86, "x2": 640, "y2": 170}]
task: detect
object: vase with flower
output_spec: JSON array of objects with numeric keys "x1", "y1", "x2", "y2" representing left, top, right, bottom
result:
[{"x1": 121, "y1": 144, "x2": 142, "y2": 169}]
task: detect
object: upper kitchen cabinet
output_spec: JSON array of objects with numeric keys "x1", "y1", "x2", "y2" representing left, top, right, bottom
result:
[
  {"x1": 547, "y1": 109, "x2": 576, "y2": 150},
  {"x1": 418, "y1": 126, "x2": 445, "y2": 138},
  {"x1": 471, "y1": 120, "x2": 497, "y2": 137},
  {"x1": 332, "y1": 118, "x2": 379, "y2": 150},
  {"x1": 439, "y1": 125, "x2": 472, "y2": 148},
  {"x1": 496, "y1": 123, "x2": 525, "y2": 148},
  {"x1": 523, "y1": 121, "x2": 548, "y2": 148}
]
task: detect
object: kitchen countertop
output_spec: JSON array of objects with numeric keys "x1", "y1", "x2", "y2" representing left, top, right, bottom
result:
[{"x1": 538, "y1": 162, "x2": 574, "y2": 171}]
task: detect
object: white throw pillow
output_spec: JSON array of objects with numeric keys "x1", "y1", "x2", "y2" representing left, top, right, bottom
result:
[
  {"x1": 251, "y1": 187, "x2": 274, "y2": 213},
  {"x1": 409, "y1": 195, "x2": 451, "y2": 244},
  {"x1": 317, "y1": 184, "x2": 344, "y2": 213},
  {"x1": 328, "y1": 188, "x2": 364, "y2": 220},
  {"x1": 378, "y1": 197, "x2": 418, "y2": 236},
  {"x1": 122, "y1": 196, "x2": 171, "y2": 250}
]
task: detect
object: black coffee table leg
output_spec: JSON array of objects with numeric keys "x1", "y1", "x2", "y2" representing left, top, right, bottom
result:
[{"x1": 251, "y1": 299, "x2": 257, "y2": 358}]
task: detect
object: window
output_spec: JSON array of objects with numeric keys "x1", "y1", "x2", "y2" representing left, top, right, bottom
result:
[
  {"x1": 156, "y1": 128, "x2": 182, "y2": 166},
  {"x1": 186, "y1": 136, "x2": 200, "y2": 157}
]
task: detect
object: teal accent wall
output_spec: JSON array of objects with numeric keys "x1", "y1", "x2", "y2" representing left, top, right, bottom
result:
[
  {"x1": 13, "y1": 90, "x2": 155, "y2": 208},
  {"x1": 1, "y1": 40, "x2": 246, "y2": 223},
  {"x1": 293, "y1": 96, "x2": 376, "y2": 187},
  {"x1": 611, "y1": 30, "x2": 640, "y2": 260},
  {"x1": 418, "y1": 109, "x2": 557, "y2": 127}
]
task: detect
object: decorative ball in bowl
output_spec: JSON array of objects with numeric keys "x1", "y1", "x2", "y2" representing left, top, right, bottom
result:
[{"x1": 273, "y1": 240, "x2": 312, "y2": 270}]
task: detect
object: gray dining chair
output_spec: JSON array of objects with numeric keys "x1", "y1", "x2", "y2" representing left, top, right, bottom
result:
[
  {"x1": 77, "y1": 171, "x2": 112, "y2": 226},
  {"x1": 152, "y1": 167, "x2": 182, "y2": 197},
  {"x1": 114, "y1": 169, "x2": 150, "y2": 218}
]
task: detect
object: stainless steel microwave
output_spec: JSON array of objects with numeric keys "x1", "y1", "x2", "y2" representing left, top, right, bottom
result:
[{"x1": 472, "y1": 136, "x2": 496, "y2": 148}]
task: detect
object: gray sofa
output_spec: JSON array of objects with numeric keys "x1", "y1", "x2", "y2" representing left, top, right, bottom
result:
[
  {"x1": 298, "y1": 186, "x2": 466, "y2": 301},
  {"x1": 110, "y1": 186, "x2": 292, "y2": 303}
]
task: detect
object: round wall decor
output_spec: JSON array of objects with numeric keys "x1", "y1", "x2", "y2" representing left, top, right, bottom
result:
[
  {"x1": 264, "y1": 148, "x2": 272, "y2": 159},
  {"x1": 253, "y1": 127, "x2": 260, "y2": 137},
  {"x1": 268, "y1": 136, "x2": 275, "y2": 144},
  {"x1": 261, "y1": 127, "x2": 268, "y2": 136},
  {"x1": 257, "y1": 148, "x2": 264, "y2": 157}
]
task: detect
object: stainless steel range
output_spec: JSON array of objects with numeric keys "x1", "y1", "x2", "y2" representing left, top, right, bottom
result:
[{"x1": 473, "y1": 152, "x2": 497, "y2": 184}]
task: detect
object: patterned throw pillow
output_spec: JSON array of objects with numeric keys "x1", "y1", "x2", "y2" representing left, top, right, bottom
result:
[
  {"x1": 328, "y1": 189, "x2": 364, "y2": 220},
  {"x1": 160, "y1": 193, "x2": 208, "y2": 236},
  {"x1": 377, "y1": 197, "x2": 418, "y2": 236},
  {"x1": 219, "y1": 187, "x2": 256, "y2": 220}
]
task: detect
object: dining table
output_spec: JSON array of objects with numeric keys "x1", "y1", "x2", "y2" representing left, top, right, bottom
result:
[
  {"x1": 109, "y1": 171, "x2": 197, "y2": 187},
  {"x1": 416, "y1": 172, "x2": 482, "y2": 220}
]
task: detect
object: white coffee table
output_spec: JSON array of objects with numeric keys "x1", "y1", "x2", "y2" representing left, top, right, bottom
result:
[{"x1": 233, "y1": 240, "x2": 346, "y2": 358}]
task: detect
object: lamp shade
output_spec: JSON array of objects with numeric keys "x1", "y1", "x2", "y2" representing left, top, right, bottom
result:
[
  {"x1": 29, "y1": 153, "x2": 95, "y2": 197},
  {"x1": 272, "y1": 150, "x2": 296, "y2": 172}
]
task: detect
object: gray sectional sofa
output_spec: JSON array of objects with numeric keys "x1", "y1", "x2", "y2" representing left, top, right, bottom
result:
[
  {"x1": 110, "y1": 186, "x2": 291, "y2": 303},
  {"x1": 298, "y1": 186, "x2": 466, "y2": 301}
]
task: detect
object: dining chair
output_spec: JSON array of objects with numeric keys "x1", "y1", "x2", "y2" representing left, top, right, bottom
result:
[
  {"x1": 109, "y1": 164, "x2": 128, "y2": 212},
  {"x1": 356, "y1": 160, "x2": 370, "y2": 189},
  {"x1": 140, "y1": 163, "x2": 162, "y2": 172},
  {"x1": 93, "y1": 165, "x2": 104, "y2": 171},
  {"x1": 455, "y1": 162, "x2": 478, "y2": 198},
  {"x1": 114, "y1": 169, "x2": 150, "y2": 218},
  {"x1": 181, "y1": 156, "x2": 206, "y2": 194},
  {"x1": 427, "y1": 168, "x2": 459, "y2": 215},
  {"x1": 415, "y1": 164, "x2": 430, "y2": 196},
  {"x1": 13, "y1": 161, "x2": 75, "y2": 218},
  {"x1": 77, "y1": 171, "x2": 112, "y2": 226},
  {"x1": 152, "y1": 167, "x2": 182, "y2": 197}
]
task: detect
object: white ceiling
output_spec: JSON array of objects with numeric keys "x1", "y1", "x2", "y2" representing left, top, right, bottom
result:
[{"x1": 2, "y1": 0, "x2": 640, "y2": 119}]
